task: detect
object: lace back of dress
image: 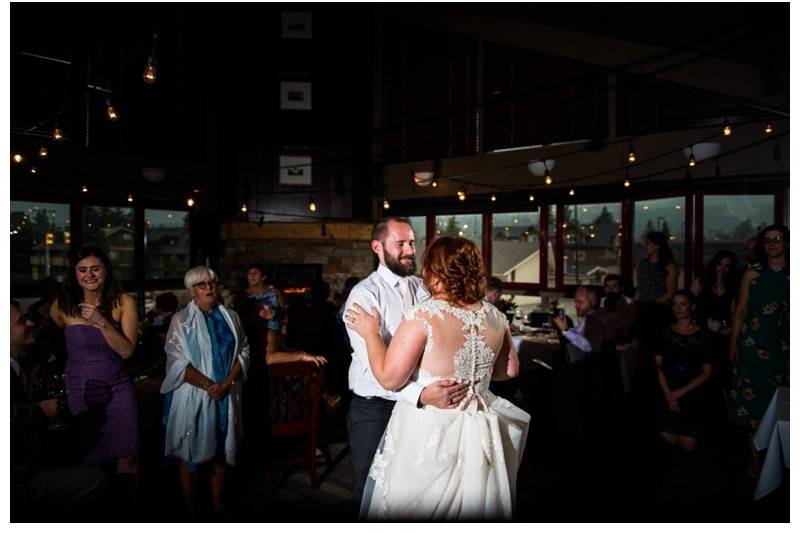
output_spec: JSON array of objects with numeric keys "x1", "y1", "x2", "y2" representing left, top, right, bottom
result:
[{"x1": 407, "y1": 300, "x2": 507, "y2": 407}]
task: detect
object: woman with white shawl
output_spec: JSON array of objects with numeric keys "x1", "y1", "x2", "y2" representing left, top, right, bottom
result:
[{"x1": 161, "y1": 266, "x2": 249, "y2": 514}]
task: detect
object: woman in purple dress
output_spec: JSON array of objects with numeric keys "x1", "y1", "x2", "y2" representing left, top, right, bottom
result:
[{"x1": 50, "y1": 246, "x2": 139, "y2": 485}]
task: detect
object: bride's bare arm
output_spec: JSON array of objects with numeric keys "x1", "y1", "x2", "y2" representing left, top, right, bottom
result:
[
  {"x1": 492, "y1": 328, "x2": 520, "y2": 381},
  {"x1": 347, "y1": 303, "x2": 426, "y2": 390}
]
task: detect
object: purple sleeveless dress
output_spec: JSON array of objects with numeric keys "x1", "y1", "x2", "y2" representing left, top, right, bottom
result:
[{"x1": 64, "y1": 325, "x2": 138, "y2": 464}]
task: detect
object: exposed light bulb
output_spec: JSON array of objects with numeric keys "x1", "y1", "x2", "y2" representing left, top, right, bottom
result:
[
  {"x1": 52, "y1": 124, "x2": 63, "y2": 141},
  {"x1": 240, "y1": 203, "x2": 248, "y2": 213},
  {"x1": 308, "y1": 195, "x2": 317, "y2": 212},
  {"x1": 624, "y1": 178, "x2": 631, "y2": 188},
  {"x1": 431, "y1": 178, "x2": 438, "y2": 188},
  {"x1": 545, "y1": 174, "x2": 552, "y2": 186},
  {"x1": 627, "y1": 143, "x2": 636, "y2": 163},
  {"x1": 30, "y1": 166, "x2": 37, "y2": 174},
  {"x1": 529, "y1": 193, "x2": 535, "y2": 202},
  {"x1": 490, "y1": 194, "x2": 496, "y2": 202},
  {"x1": 765, "y1": 123, "x2": 773, "y2": 134},
  {"x1": 38, "y1": 147, "x2": 48, "y2": 158},
  {"x1": 569, "y1": 187, "x2": 575, "y2": 196},
  {"x1": 186, "y1": 196, "x2": 195, "y2": 207},
  {"x1": 106, "y1": 97, "x2": 118, "y2": 121},
  {"x1": 723, "y1": 118, "x2": 731, "y2": 136},
  {"x1": 81, "y1": 185, "x2": 88, "y2": 193},
  {"x1": 12, "y1": 153, "x2": 23, "y2": 163},
  {"x1": 143, "y1": 57, "x2": 157, "y2": 84},
  {"x1": 688, "y1": 153, "x2": 696, "y2": 167},
  {"x1": 127, "y1": 194, "x2": 134, "y2": 203},
  {"x1": 383, "y1": 198, "x2": 390, "y2": 210}
]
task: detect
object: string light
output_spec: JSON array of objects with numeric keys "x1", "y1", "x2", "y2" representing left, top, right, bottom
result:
[
  {"x1": 186, "y1": 196, "x2": 195, "y2": 207},
  {"x1": 81, "y1": 185, "x2": 88, "y2": 193},
  {"x1": 545, "y1": 174, "x2": 552, "y2": 186},
  {"x1": 627, "y1": 142, "x2": 636, "y2": 163},
  {"x1": 12, "y1": 153, "x2": 23, "y2": 163},
  {"x1": 765, "y1": 123, "x2": 773, "y2": 134},
  {"x1": 688, "y1": 146, "x2": 696, "y2": 167},
  {"x1": 457, "y1": 186, "x2": 466, "y2": 201},
  {"x1": 529, "y1": 193, "x2": 535, "y2": 202},
  {"x1": 240, "y1": 203, "x2": 248, "y2": 213},
  {"x1": 105, "y1": 96, "x2": 118, "y2": 121},
  {"x1": 623, "y1": 169, "x2": 631, "y2": 188},
  {"x1": 490, "y1": 194, "x2": 496, "y2": 202},
  {"x1": 431, "y1": 178, "x2": 438, "y2": 188},
  {"x1": 143, "y1": 34, "x2": 158, "y2": 84},
  {"x1": 30, "y1": 166, "x2": 37, "y2": 175},
  {"x1": 308, "y1": 194, "x2": 317, "y2": 212},
  {"x1": 723, "y1": 118, "x2": 732, "y2": 136},
  {"x1": 52, "y1": 123, "x2": 63, "y2": 141},
  {"x1": 127, "y1": 194, "x2": 134, "y2": 203},
  {"x1": 568, "y1": 187, "x2": 575, "y2": 197},
  {"x1": 38, "y1": 147, "x2": 48, "y2": 158},
  {"x1": 382, "y1": 197, "x2": 390, "y2": 210}
]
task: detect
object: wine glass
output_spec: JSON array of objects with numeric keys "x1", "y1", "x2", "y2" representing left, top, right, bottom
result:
[{"x1": 46, "y1": 373, "x2": 69, "y2": 431}]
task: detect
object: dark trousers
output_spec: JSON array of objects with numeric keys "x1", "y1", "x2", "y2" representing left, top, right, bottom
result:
[{"x1": 346, "y1": 395, "x2": 395, "y2": 510}]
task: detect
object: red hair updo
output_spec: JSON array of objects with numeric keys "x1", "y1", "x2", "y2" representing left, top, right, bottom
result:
[{"x1": 422, "y1": 236, "x2": 487, "y2": 305}]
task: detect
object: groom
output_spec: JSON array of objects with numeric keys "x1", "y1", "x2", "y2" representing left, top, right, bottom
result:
[{"x1": 344, "y1": 216, "x2": 469, "y2": 511}]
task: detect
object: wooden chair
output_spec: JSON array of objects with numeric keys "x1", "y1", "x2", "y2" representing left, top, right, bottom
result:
[{"x1": 267, "y1": 360, "x2": 326, "y2": 489}]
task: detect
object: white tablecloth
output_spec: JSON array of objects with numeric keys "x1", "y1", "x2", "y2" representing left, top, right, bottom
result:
[{"x1": 753, "y1": 386, "x2": 789, "y2": 500}]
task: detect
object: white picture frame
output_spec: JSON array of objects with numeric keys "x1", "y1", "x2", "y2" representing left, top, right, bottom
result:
[
  {"x1": 282, "y1": 11, "x2": 312, "y2": 39},
  {"x1": 278, "y1": 155, "x2": 313, "y2": 185},
  {"x1": 280, "y1": 81, "x2": 312, "y2": 110}
]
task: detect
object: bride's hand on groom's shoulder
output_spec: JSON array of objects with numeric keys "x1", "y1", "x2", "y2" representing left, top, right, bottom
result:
[
  {"x1": 420, "y1": 379, "x2": 469, "y2": 409},
  {"x1": 345, "y1": 303, "x2": 381, "y2": 338}
]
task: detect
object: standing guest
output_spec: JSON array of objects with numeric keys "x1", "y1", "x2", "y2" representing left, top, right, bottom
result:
[
  {"x1": 161, "y1": 266, "x2": 249, "y2": 514},
  {"x1": 12, "y1": 301, "x2": 107, "y2": 519},
  {"x1": 343, "y1": 216, "x2": 469, "y2": 511},
  {"x1": 635, "y1": 232, "x2": 679, "y2": 357},
  {"x1": 635, "y1": 231, "x2": 679, "y2": 305},
  {"x1": 691, "y1": 250, "x2": 739, "y2": 396},
  {"x1": 728, "y1": 225, "x2": 789, "y2": 477},
  {"x1": 49, "y1": 247, "x2": 139, "y2": 489},
  {"x1": 743, "y1": 236, "x2": 761, "y2": 270},
  {"x1": 238, "y1": 262, "x2": 284, "y2": 335},
  {"x1": 654, "y1": 290, "x2": 714, "y2": 455},
  {"x1": 485, "y1": 276, "x2": 504, "y2": 305},
  {"x1": 337, "y1": 276, "x2": 362, "y2": 319}
]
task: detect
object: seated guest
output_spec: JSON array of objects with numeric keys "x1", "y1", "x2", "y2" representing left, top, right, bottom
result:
[
  {"x1": 600, "y1": 273, "x2": 632, "y2": 306},
  {"x1": 485, "y1": 276, "x2": 504, "y2": 306},
  {"x1": 654, "y1": 290, "x2": 714, "y2": 455},
  {"x1": 11, "y1": 301, "x2": 107, "y2": 519},
  {"x1": 260, "y1": 303, "x2": 327, "y2": 367},
  {"x1": 553, "y1": 286, "x2": 611, "y2": 362}
]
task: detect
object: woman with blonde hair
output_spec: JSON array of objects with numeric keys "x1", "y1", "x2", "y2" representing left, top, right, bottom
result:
[{"x1": 346, "y1": 236, "x2": 530, "y2": 520}]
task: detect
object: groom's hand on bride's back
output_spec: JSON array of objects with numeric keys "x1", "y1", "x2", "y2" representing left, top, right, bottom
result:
[{"x1": 419, "y1": 379, "x2": 469, "y2": 409}]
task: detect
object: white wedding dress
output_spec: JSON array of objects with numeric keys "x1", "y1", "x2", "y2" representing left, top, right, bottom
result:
[{"x1": 360, "y1": 299, "x2": 531, "y2": 520}]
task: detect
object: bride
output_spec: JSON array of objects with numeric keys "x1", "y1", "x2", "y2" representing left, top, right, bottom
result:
[{"x1": 345, "y1": 236, "x2": 530, "y2": 520}]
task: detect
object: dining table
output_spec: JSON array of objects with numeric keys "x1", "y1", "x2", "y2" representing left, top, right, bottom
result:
[{"x1": 753, "y1": 386, "x2": 789, "y2": 500}]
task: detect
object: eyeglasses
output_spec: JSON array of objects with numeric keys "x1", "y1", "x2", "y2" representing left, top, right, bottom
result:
[
  {"x1": 192, "y1": 281, "x2": 217, "y2": 290},
  {"x1": 764, "y1": 236, "x2": 785, "y2": 244}
]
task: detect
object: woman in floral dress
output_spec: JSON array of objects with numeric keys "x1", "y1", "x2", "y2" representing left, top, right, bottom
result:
[{"x1": 728, "y1": 225, "x2": 789, "y2": 476}]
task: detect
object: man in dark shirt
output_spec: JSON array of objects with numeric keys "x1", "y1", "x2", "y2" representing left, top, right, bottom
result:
[{"x1": 11, "y1": 301, "x2": 107, "y2": 519}]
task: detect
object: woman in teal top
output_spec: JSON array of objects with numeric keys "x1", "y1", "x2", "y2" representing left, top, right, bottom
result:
[{"x1": 728, "y1": 225, "x2": 789, "y2": 477}]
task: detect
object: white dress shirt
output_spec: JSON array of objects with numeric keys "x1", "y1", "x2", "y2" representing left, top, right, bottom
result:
[{"x1": 345, "y1": 264, "x2": 429, "y2": 404}]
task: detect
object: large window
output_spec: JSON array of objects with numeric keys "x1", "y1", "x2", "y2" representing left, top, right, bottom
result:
[
  {"x1": 407, "y1": 215, "x2": 427, "y2": 273},
  {"x1": 82, "y1": 206, "x2": 136, "y2": 279},
  {"x1": 563, "y1": 203, "x2": 622, "y2": 285},
  {"x1": 633, "y1": 197, "x2": 686, "y2": 287},
  {"x1": 491, "y1": 211, "x2": 539, "y2": 284},
  {"x1": 435, "y1": 214, "x2": 482, "y2": 249},
  {"x1": 11, "y1": 201, "x2": 71, "y2": 284},
  {"x1": 703, "y1": 195, "x2": 774, "y2": 269},
  {"x1": 547, "y1": 205, "x2": 557, "y2": 288},
  {"x1": 145, "y1": 209, "x2": 190, "y2": 279}
]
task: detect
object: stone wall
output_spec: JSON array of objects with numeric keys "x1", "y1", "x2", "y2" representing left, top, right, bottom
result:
[{"x1": 218, "y1": 222, "x2": 375, "y2": 299}]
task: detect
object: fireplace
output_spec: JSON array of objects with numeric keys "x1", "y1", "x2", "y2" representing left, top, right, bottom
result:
[{"x1": 268, "y1": 263, "x2": 322, "y2": 303}]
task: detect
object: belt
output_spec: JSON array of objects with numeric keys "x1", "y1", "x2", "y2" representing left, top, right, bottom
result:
[{"x1": 352, "y1": 393, "x2": 395, "y2": 404}]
